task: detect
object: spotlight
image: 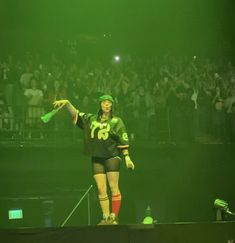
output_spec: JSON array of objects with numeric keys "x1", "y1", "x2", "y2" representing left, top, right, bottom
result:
[
  {"x1": 214, "y1": 199, "x2": 229, "y2": 211},
  {"x1": 113, "y1": 55, "x2": 120, "y2": 62},
  {"x1": 142, "y1": 205, "x2": 156, "y2": 224},
  {"x1": 103, "y1": 33, "x2": 112, "y2": 38},
  {"x1": 214, "y1": 199, "x2": 235, "y2": 216}
]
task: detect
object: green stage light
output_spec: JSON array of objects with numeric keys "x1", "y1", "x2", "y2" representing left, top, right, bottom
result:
[
  {"x1": 142, "y1": 205, "x2": 156, "y2": 224},
  {"x1": 8, "y1": 209, "x2": 23, "y2": 220}
]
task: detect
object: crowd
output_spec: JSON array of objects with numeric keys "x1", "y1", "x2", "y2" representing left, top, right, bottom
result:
[{"x1": 1, "y1": 51, "x2": 235, "y2": 144}]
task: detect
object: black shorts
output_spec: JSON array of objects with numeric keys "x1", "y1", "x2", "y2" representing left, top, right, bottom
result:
[{"x1": 91, "y1": 156, "x2": 121, "y2": 175}]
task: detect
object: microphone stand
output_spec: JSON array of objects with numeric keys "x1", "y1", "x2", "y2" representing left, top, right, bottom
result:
[{"x1": 60, "y1": 185, "x2": 93, "y2": 227}]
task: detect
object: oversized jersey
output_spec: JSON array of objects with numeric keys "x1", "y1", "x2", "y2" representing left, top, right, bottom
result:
[{"x1": 76, "y1": 112, "x2": 129, "y2": 158}]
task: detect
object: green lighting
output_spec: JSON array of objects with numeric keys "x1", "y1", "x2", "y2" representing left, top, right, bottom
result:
[
  {"x1": 8, "y1": 209, "x2": 23, "y2": 220},
  {"x1": 142, "y1": 205, "x2": 155, "y2": 224},
  {"x1": 143, "y1": 216, "x2": 154, "y2": 224}
]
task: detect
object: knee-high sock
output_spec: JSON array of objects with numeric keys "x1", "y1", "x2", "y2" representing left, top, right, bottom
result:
[
  {"x1": 112, "y1": 194, "x2": 122, "y2": 216},
  {"x1": 98, "y1": 195, "x2": 110, "y2": 218}
]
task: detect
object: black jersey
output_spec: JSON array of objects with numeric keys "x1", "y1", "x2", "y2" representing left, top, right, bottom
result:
[{"x1": 76, "y1": 112, "x2": 129, "y2": 158}]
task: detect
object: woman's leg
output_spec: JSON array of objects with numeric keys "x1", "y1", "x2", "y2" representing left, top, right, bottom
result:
[
  {"x1": 93, "y1": 174, "x2": 110, "y2": 218},
  {"x1": 106, "y1": 157, "x2": 122, "y2": 219},
  {"x1": 107, "y1": 171, "x2": 121, "y2": 217},
  {"x1": 92, "y1": 160, "x2": 110, "y2": 220}
]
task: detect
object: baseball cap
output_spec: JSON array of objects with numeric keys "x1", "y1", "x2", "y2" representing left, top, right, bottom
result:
[{"x1": 99, "y1": 94, "x2": 114, "y2": 103}]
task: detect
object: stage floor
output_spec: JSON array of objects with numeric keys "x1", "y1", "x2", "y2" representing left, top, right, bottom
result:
[{"x1": 1, "y1": 221, "x2": 235, "y2": 243}]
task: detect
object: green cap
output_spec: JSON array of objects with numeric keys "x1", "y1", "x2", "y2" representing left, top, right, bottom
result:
[{"x1": 99, "y1": 94, "x2": 114, "y2": 103}]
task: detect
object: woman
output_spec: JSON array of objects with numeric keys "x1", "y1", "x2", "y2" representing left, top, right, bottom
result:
[{"x1": 53, "y1": 94, "x2": 135, "y2": 225}]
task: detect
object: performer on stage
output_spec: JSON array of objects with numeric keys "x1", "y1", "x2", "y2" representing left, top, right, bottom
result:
[{"x1": 53, "y1": 94, "x2": 135, "y2": 225}]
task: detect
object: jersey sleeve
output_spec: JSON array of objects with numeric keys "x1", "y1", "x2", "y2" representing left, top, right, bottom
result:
[
  {"x1": 76, "y1": 112, "x2": 93, "y2": 129},
  {"x1": 114, "y1": 117, "x2": 129, "y2": 149}
]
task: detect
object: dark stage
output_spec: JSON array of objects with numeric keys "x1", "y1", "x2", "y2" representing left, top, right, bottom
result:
[
  {"x1": 1, "y1": 143, "x2": 235, "y2": 242},
  {"x1": 0, "y1": 222, "x2": 235, "y2": 243}
]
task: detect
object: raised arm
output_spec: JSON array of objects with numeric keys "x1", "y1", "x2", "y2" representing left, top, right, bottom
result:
[{"x1": 53, "y1": 99, "x2": 78, "y2": 124}]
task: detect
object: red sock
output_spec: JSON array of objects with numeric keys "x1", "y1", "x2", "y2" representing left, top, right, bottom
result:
[{"x1": 112, "y1": 194, "x2": 122, "y2": 216}]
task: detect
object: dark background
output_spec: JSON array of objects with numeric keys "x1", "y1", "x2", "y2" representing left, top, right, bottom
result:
[{"x1": 0, "y1": 0, "x2": 235, "y2": 59}]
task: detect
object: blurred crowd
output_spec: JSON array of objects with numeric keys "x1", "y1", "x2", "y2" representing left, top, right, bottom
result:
[{"x1": 1, "y1": 51, "x2": 235, "y2": 144}]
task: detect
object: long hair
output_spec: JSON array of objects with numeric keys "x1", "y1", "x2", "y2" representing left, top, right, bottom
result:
[
  {"x1": 97, "y1": 106, "x2": 114, "y2": 121},
  {"x1": 97, "y1": 94, "x2": 115, "y2": 120}
]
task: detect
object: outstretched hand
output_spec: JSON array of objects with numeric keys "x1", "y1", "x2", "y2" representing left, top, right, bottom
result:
[
  {"x1": 53, "y1": 100, "x2": 68, "y2": 109},
  {"x1": 125, "y1": 156, "x2": 135, "y2": 170}
]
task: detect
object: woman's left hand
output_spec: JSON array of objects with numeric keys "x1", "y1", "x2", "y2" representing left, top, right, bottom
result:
[{"x1": 125, "y1": 156, "x2": 135, "y2": 170}]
